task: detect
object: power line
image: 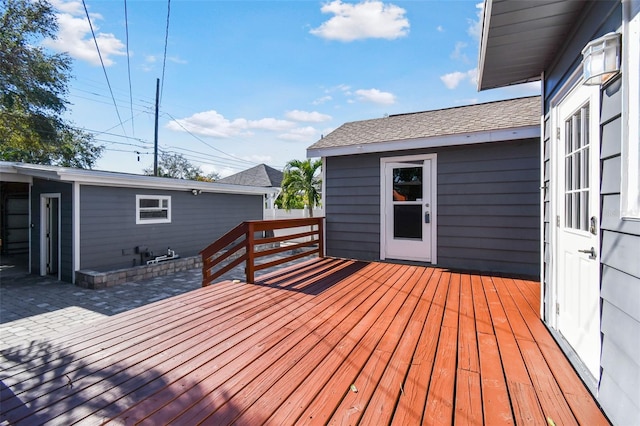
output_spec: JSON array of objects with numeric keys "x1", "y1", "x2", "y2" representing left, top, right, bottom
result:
[
  {"x1": 124, "y1": 0, "x2": 134, "y2": 135},
  {"x1": 162, "y1": 111, "x2": 256, "y2": 167},
  {"x1": 159, "y1": 0, "x2": 171, "y2": 105},
  {"x1": 162, "y1": 144, "x2": 262, "y2": 168},
  {"x1": 81, "y1": 0, "x2": 128, "y2": 138},
  {"x1": 68, "y1": 92, "x2": 153, "y2": 114}
]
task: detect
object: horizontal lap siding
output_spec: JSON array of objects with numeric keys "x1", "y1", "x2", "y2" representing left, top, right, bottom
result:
[
  {"x1": 325, "y1": 155, "x2": 381, "y2": 261},
  {"x1": 437, "y1": 140, "x2": 539, "y2": 276},
  {"x1": 324, "y1": 139, "x2": 540, "y2": 276},
  {"x1": 79, "y1": 185, "x2": 263, "y2": 272},
  {"x1": 598, "y1": 75, "x2": 640, "y2": 426}
]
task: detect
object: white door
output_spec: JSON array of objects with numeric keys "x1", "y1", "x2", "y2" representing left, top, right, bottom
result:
[
  {"x1": 555, "y1": 84, "x2": 601, "y2": 378},
  {"x1": 40, "y1": 194, "x2": 61, "y2": 279},
  {"x1": 383, "y1": 160, "x2": 433, "y2": 262}
]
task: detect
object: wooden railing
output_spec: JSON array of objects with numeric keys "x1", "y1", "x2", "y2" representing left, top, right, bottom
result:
[{"x1": 200, "y1": 217, "x2": 324, "y2": 286}]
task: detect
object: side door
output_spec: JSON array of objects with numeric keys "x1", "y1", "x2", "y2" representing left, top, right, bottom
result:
[
  {"x1": 555, "y1": 83, "x2": 601, "y2": 379},
  {"x1": 382, "y1": 159, "x2": 433, "y2": 262}
]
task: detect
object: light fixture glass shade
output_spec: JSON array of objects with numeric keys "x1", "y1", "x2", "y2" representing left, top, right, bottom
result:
[{"x1": 582, "y1": 32, "x2": 621, "y2": 86}]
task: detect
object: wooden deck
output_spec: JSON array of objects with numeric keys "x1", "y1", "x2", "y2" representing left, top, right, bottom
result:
[{"x1": 0, "y1": 258, "x2": 609, "y2": 425}]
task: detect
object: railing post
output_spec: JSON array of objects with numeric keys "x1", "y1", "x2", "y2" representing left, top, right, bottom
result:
[
  {"x1": 201, "y1": 255, "x2": 209, "y2": 287},
  {"x1": 318, "y1": 217, "x2": 324, "y2": 258},
  {"x1": 246, "y1": 222, "x2": 255, "y2": 283}
]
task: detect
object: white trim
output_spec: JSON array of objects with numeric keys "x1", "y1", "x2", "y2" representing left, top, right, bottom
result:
[
  {"x1": 379, "y1": 153, "x2": 437, "y2": 264},
  {"x1": 73, "y1": 182, "x2": 80, "y2": 283},
  {"x1": 308, "y1": 126, "x2": 540, "y2": 158},
  {"x1": 28, "y1": 183, "x2": 32, "y2": 275},
  {"x1": 621, "y1": 0, "x2": 640, "y2": 220},
  {"x1": 40, "y1": 193, "x2": 61, "y2": 280},
  {"x1": 0, "y1": 172, "x2": 32, "y2": 184},
  {"x1": 477, "y1": 0, "x2": 494, "y2": 91},
  {"x1": 0, "y1": 162, "x2": 275, "y2": 197},
  {"x1": 321, "y1": 157, "x2": 326, "y2": 256},
  {"x1": 136, "y1": 195, "x2": 172, "y2": 225},
  {"x1": 539, "y1": 79, "x2": 546, "y2": 319}
]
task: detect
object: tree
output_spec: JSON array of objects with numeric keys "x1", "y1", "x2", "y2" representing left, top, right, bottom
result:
[
  {"x1": 0, "y1": 0, "x2": 103, "y2": 168},
  {"x1": 280, "y1": 158, "x2": 322, "y2": 217},
  {"x1": 143, "y1": 152, "x2": 220, "y2": 181}
]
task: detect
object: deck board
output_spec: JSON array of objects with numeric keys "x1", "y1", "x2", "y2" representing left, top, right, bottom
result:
[{"x1": 0, "y1": 259, "x2": 610, "y2": 425}]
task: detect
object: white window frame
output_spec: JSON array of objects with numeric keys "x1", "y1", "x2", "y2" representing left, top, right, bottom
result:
[
  {"x1": 136, "y1": 195, "x2": 171, "y2": 224},
  {"x1": 621, "y1": 0, "x2": 640, "y2": 219}
]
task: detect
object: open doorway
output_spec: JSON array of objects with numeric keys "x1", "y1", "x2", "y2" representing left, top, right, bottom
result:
[{"x1": 0, "y1": 182, "x2": 30, "y2": 277}]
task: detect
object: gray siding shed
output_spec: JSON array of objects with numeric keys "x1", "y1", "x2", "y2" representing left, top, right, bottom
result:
[{"x1": 324, "y1": 139, "x2": 540, "y2": 277}]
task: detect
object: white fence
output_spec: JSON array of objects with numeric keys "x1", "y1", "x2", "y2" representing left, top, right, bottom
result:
[{"x1": 264, "y1": 208, "x2": 324, "y2": 243}]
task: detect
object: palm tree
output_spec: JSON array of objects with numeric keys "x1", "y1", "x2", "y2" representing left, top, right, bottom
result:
[{"x1": 280, "y1": 158, "x2": 322, "y2": 217}]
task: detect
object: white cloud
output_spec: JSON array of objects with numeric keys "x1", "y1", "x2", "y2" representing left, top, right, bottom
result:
[
  {"x1": 467, "y1": 2, "x2": 484, "y2": 40},
  {"x1": 355, "y1": 88, "x2": 396, "y2": 105},
  {"x1": 279, "y1": 126, "x2": 318, "y2": 142},
  {"x1": 436, "y1": 25, "x2": 444, "y2": 33},
  {"x1": 440, "y1": 68, "x2": 477, "y2": 89},
  {"x1": 44, "y1": 0, "x2": 126, "y2": 66},
  {"x1": 450, "y1": 41, "x2": 468, "y2": 62},
  {"x1": 247, "y1": 117, "x2": 295, "y2": 131},
  {"x1": 285, "y1": 110, "x2": 332, "y2": 122},
  {"x1": 310, "y1": 0, "x2": 409, "y2": 42},
  {"x1": 166, "y1": 110, "x2": 295, "y2": 138},
  {"x1": 168, "y1": 56, "x2": 188, "y2": 65},
  {"x1": 312, "y1": 95, "x2": 333, "y2": 105}
]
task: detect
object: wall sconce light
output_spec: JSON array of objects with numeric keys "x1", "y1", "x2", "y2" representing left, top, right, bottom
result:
[
  {"x1": 582, "y1": 32, "x2": 621, "y2": 86},
  {"x1": 191, "y1": 189, "x2": 202, "y2": 196}
]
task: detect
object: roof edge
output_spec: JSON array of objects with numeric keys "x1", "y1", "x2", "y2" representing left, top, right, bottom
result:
[
  {"x1": 1, "y1": 162, "x2": 277, "y2": 196},
  {"x1": 307, "y1": 125, "x2": 540, "y2": 158},
  {"x1": 477, "y1": 0, "x2": 493, "y2": 91}
]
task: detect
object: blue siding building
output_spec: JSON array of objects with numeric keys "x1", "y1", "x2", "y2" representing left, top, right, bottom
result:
[{"x1": 478, "y1": 1, "x2": 640, "y2": 423}]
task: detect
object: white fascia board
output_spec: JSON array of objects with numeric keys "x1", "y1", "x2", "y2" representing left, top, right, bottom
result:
[
  {"x1": 0, "y1": 171, "x2": 32, "y2": 183},
  {"x1": 307, "y1": 125, "x2": 540, "y2": 158},
  {"x1": 10, "y1": 164, "x2": 275, "y2": 196},
  {"x1": 477, "y1": 0, "x2": 494, "y2": 91}
]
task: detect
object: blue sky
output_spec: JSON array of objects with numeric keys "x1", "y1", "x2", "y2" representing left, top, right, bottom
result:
[{"x1": 47, "y1": 0, "x2": 539, "y2": 177}]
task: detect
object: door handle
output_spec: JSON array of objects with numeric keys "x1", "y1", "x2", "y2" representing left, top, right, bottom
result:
[
  {"x1": 578, "y1": 247, "x2": 596, "y2": 259},
  {"x1": 424, "y1": 212, "x2": 430, "y2": 223}
]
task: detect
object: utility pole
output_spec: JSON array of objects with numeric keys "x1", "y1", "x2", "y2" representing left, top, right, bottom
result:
[{"x1": 153, "y1": 78, "x2": 160, "y2": 176}]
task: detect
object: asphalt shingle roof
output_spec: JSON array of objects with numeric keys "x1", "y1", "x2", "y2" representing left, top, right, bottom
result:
[
  {"x1": 217, "y1": 163, "x2": 283, "y2": 188},
  {"x1": 308, "y1": 96, "x2": 540, "y2": 150}
]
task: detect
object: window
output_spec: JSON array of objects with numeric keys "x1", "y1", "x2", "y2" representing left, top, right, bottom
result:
[
  {"x1": 564, "y1": 103, "x2": 591, "y2": 231},
  {"x1": 136, "y1": 195, "x2": 171, "y2": 224}
]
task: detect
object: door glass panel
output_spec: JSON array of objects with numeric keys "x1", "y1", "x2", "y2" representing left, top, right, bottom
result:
[
  {"x1": 564, "y1": 103, "x2": 590, "y2": 231},
  {"x1": 394, "y1": 205, "x2": 422, "y2": 239},
  {"x1": 392, "y1": 167, "x2": 422, "y2": 201}
]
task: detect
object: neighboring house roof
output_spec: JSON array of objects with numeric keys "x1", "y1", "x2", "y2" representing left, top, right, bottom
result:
[
  {"x1": 217, "y1": 163, "x2": 283, "y2": 188},
  {"x1": 0, "y1": 162, "x2": 278, "y2": 196},
  {"x1": 477, "y1": 0, "x2": 585, "y2": 90},
  {"x1": 307, "y1": 96, "x2": 540, "y2": 158}
]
